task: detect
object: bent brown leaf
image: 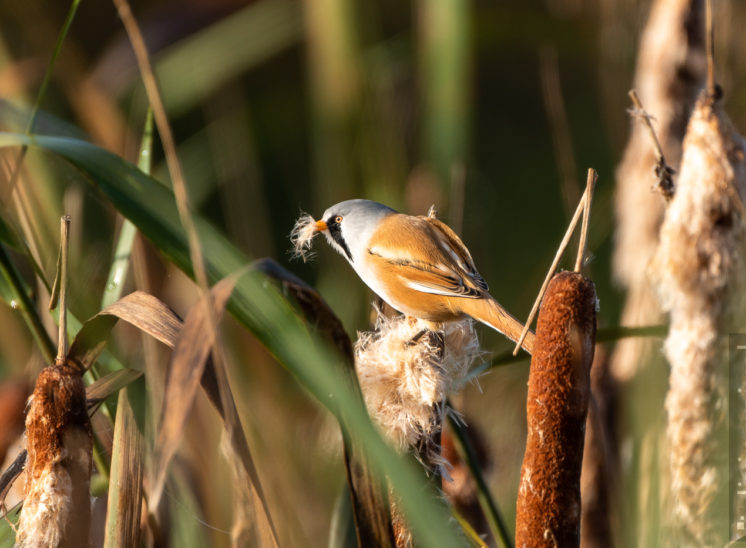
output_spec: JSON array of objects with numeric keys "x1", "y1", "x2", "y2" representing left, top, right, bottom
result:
[{"x1": 68, "y1": 291, "x2": 181, "y2": 371}]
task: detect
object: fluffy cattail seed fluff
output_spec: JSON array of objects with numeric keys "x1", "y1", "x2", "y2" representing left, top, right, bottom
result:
[
  {"x1": 652, "y1": 93, "x2": 746, "y2": 546},
  {"x1": 290, "y1": 213, "x2": 319, "y2": 262},
  {"x1": 354, "y1": 313, "x2": 481, "y2": 455}
]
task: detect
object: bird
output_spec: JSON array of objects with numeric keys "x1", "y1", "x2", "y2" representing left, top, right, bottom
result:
[{"x1": 300, "y1": 199, "x2": 534, "y2": 354}]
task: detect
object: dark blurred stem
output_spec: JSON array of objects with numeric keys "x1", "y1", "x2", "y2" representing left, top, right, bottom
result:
[
  {"x1": 0, "y1": 245, "x2": 55, "y2": 363},
  {"x1": 540, "y1": 47, "x2": 580, "y2": 220},
  {"x1": 446, "y1": 412, "x2": 513, "y2": 548}
]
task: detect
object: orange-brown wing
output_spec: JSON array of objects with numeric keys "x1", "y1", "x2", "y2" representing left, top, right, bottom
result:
[
  {"x1": 367, "y1": 214, "x2": 488, "y2": 299},
  {"x1": 421, "y1": 216, "x2": 489, "y2": 292}
]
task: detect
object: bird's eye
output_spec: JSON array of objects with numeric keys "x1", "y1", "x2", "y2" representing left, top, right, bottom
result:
[{"x1": 335, "y1": 215, "x2": 343, "y2": 224}]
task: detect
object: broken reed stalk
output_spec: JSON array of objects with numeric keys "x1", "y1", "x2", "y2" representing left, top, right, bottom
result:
[
  {"x1": 574, "y1": 170, "x2": 596, "y2": 273},
  {"x1": 514, "y1": 168, "x2": 597, "y2": 355},
  {"x1": 515, "y1": 271, "x2": 597, "y2": 547},
  {"x1": 56, "y1": 215, "x2": 70, "y2": 364},
  {"x1": 628, "y1": 90, "x2": 676, "y2": 199},
  {"x1": 16, "y1": 216, "x2": 93, "y2": 548},
  {"x1": 651, "y1": 90, "x2": 746, "y2": 545}
]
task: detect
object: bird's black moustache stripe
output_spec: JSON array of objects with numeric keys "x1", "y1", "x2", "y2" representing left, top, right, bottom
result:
[{"x1": 328, "y1": 219, "x2": 353, "y2": 262}]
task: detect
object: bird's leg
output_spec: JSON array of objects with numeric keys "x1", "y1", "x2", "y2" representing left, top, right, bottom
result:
[
  {"x1": 405, "y1": 328, "x2": 429, "y2": 346},
  {"x1": 405, "y1": 329, "x2": 444, "y2": 356}
]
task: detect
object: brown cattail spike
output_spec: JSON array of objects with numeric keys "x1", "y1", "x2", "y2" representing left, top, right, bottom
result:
[
  {"x1": 16, "y1": 359, "x2": 92, "y2": 547},
  {"x1": 515, "y1": 271, "x2": 597, "y2": 547}
]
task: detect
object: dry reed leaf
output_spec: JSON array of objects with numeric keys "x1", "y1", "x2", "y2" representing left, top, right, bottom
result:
[
  {"x1": 150, "y1": 269, "x2": 280, "y2": 548},
  {"x1": 150, "y1": 272, "x2": 240, "y2": 504},
  {"x1": 515, "y1": 272, "x2": 596, "y2": 548},
  {"x1": 16, "y1": 361, "x2": 92, "y2": 548},
  {"x1": 68, "y1": 291, "x2": 182, "y2": 371},
  {"x1": 103, "y1": 386, "x2": 144, "y2": 548},
  {"x1": 651, "y1": 93, "x2": 746, "y2": 546},
  {"x1": 85, "y1": 368, "x2": 143, "y2": 408}
]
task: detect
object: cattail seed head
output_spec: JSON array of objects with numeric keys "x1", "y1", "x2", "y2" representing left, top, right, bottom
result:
[{"x1": 16, "y1": 362, "x2": 92, "y2": 548}]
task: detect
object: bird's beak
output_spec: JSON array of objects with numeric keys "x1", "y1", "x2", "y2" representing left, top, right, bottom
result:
[{"x1": 315, "y1": 220, "x2": 328, "y2": 232}]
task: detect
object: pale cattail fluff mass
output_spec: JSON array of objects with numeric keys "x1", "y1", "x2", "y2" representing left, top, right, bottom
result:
[
  {"x1": 16, "y1": 428, "x2": 92, "y2": 548},
  {"x1": 354, "y1": 313, "x2": 482, "y2": 456},
  {"x1": 290, "y1": 213, "x2": 319, "y2": 262},
  {"x1": 652, "y1": 95, "x2": 746, "y2": 546}
]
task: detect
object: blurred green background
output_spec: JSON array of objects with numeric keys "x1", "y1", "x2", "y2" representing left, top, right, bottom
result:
[{"x1": 2, "y1": 0, "x2": 746, "y2": 545}]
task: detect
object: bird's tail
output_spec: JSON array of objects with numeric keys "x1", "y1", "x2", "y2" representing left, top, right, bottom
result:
[{"x1": 465, "y1": 297, "x2": 535, "y2": 354}]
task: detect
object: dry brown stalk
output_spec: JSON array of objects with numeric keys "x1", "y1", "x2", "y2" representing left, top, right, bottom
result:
[
  {"x1": 651, "y1": 92, "x2": 746, "y2": 545},
  {"x1": 514, "y1": 168, "x2": 596, "y2": 356},
  {"x1": 627, "y1": 90, "x2": 676, "y2": 200},
  {"x1": 515, "y1": 271, "x2": 596, "y2": 548}
]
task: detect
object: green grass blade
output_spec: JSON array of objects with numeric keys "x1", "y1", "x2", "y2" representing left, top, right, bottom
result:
[
  {"x1": 101, "y1": 109, "x2": 153, "y2": 308},
  {"x1": 0, "y1": 503, "x2": 20, "y2": 548},
  {"x1": 0, "y1": 243, "x2": 56, "y2": 362}
]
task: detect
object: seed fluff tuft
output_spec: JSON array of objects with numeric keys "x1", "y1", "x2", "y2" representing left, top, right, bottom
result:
[
  {"x1": 354, "y1": 312, "x2": 482, "y2": 455},
  {"x1": 290, "y1": 213, "x2": 319, "y2": 262}
]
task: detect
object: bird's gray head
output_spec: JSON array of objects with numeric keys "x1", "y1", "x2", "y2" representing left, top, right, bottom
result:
[{"x1": 318, "y1": 199, "x2": 397, "y2": 263}]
